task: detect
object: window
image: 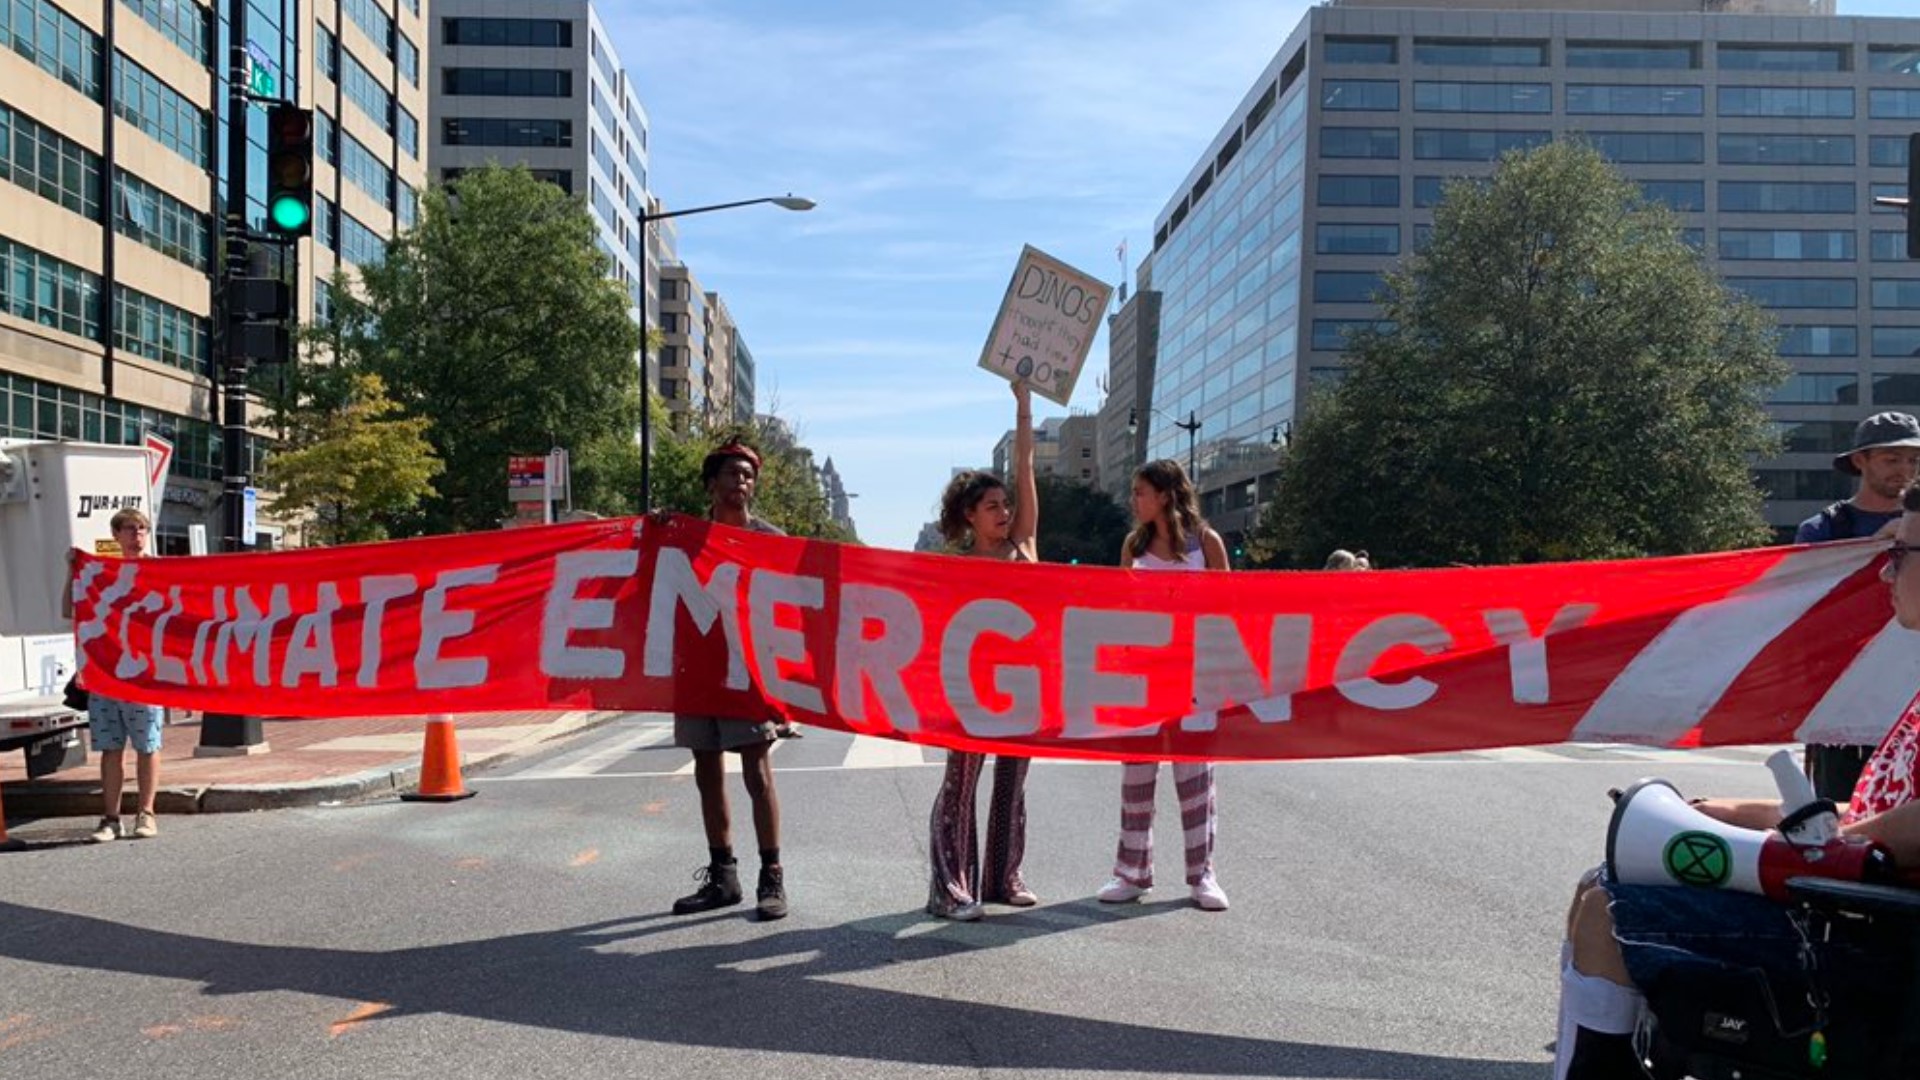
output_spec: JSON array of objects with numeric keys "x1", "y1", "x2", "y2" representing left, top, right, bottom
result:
[
  {"x1": 0, "y1": 0, "x2": 101, "y2": 98},
  {"x1": 1413, "y1": 128, "x2": 1548, "y2": 160},
  {"x1": 1875, "y1": 331, "x2": 1920, "y2": 359},
  {"x1": 121, "y1": 0, "x2": 211, "y2": 64},
  {"x1": 1776, "y1": 325, "x2": 1857, "y2": 356},
  {"x1": 396, "y1": 105, "x2": 417, "y2": 159},
  {"x1": 0, "y1": 104, "x2": 101, "y2": 219},
  {"x1": 112, "y1": 286, "x2": 207, "y2": 374},
  {"x1": 344, "y1": 0, "x2": 393, "y2": 56},
  {"x1": 1767, "y1": 373, "x2": 1857, "y2": 404},
  {"x1": 1727, "y1": 277, "x2": 1857, "y2": 309},
  {"x1": 443, "y1": 68, "x2": 572, "y2": 97},
  {"x1": 1568, "y1": 84, "x2": 1702, "y2": 115},
  {"x1": 112, "y1": 56, "x2": 208, "y2": 167},
  {"x1": 1412, "y1": 39, "x2": 1545, "y2": 67},
  {"x1": 1718, "y1": 87, "x2": 1852, "y2": 118},
  {"x1": 314, "y1": 195, "x2": 335, "y2": 250},
  {"x1": 1875, "y1": 232, "x2": 1913, "y2": 262},
  {"x1": 316, "y1": 110, "x2": 338, "y2": 165},
  {"x1": 397, "y1": 181, "x2": 416, "y2": 229},
  {"x1": 1413, "y1": 175, "x2": 1452, "y2": 208},
  {"x1": 342, "y1": 133, "x2": 392, "y2": 206},
  {"x1": 398, "y1": 33, "x2": 418, "y2": 86},
  {"x1": 1413, "y1": 81, "x2": 1549, "y2": 113},
  {"x1": 1582, "y1": 131, "x2": 1703, "y2": 164},
  {"x1": 1718, "y1": 133, "x2": 1853, "y2": 167},
  {"x1": 1870, "y1": 46, "x2": 1920, "y2": 76},
  {"x1": 315, "y1": 25, "x2": 338, "y2": 81},
  {"x1": 1875, "y1": 184, "x2": 1909, "y2": 214},
  {"x1": 1717, "y1": 45, "x2": 1847, "y2": 72},
  {"x1": 1312, "y1": 319, "x2": 1393, "y2": 350},
  {"x1": 0, "y1": 236, "x2": 100, "y2": 339},
  {"x1": 1314, "y1": 271, "x2": 1384, "y2": 303},
  {"x1": 1316, "y1": 224, "x2": 1399, "y2": 255},
  {"x1": 441, "y1": 117, "x2": 573, "y2": 147},
  {"x1": 1321, "y1": 80, "x2": 1398, "y2": 111},
  {"x1": 1320, "y1": 127, "x2": 1398, "y2": 158},
  {"x1": 1872, "y1": 136, "x2": 1912, "y2": 169},
  {"x1": 1774, "y1": 420, "x2": 1856, "y2": 453},
  {"x1": 1325, "y1": 37, "x2": 1394, "y2": 64},
  {"x1": 340, "y1": 212, "x2": 386, "y2": 266},
  {"x1": 1875, "y1": 280, "x2": 1920, "y2": 310},
  {"x1": 444, "y1": 17, "x2": 574, "y2": 47},
  {"x1": 1755, "y1": 469, "x2": 1853, "y2": 501},
  {"x1": 1719, "y1": 181, "x2": 1854, "y2": 214},
  {"x1": 1317, "y1": 174, "x2": 1399, "y2": 207},
  {"x1": 1718, "y1": 230, "x2": 1854, "y2": 262},
  {"x1": 342, "y1": 51, "x2": 395, "y2": 133},
  {"x1": 114, "y1": 171, "x2": 208, "y2": 269},
  {"x1": 1871, "y1": 89, "x2": 1920, "y2": 120},
  {"x1": 1566, "y1": 42, "x2": 1695, "y2": 69},
  {"x1": 1639, "y1": 180, "x2": 1704, "y2": 212}
]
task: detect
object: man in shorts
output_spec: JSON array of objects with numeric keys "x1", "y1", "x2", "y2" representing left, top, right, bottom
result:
[
  {"x1": 87, "y1": 509, "x2": 165, "y2": 843},
  {"x1": 670, "y1": 437, "x2": 790, "y2": 920}
]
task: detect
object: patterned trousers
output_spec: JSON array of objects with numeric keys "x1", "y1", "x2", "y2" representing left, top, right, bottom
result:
[
  {"x1": 928, "y1": 752, "x2": 1030, "y2": 913},
  {"x1": 1112, "y1": 761, "x2": 1216, "y2": 887}
]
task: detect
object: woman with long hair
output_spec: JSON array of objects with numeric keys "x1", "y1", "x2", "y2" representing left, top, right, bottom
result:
[
  {"x1": 925, "y1": 381, "x2": 1039, "y2": 921},
  {"x1": 1096, "y1": 458, "x2": 1232, "y2": 911}
]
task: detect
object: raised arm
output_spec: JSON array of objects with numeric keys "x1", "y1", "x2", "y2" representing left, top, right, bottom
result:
[{"x1": 1010, "y1": 381, "x2": 1038, "y2": 559}]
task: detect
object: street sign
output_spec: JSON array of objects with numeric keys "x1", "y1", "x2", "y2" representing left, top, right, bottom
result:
[
  {"x1": 142, "y1": 432, "x2": 173, "y2": 512},
  {"x1": 507, "y1": 455, "x2": 548, "y2": 490},
  {"x1": 242, "y1": 487, "x2": 258, "y2": 545},
  {"x1": 977, "y1": 245, "x2": 1113, "y2": 407}
]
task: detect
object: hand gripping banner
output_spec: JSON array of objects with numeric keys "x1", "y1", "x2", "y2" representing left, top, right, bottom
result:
[{"x1": 69, "y1": 514, "x2": 1917, "y2": 761}]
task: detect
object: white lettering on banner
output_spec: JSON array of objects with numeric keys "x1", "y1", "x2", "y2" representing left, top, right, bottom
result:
[
  {"x1": 541, "y1": 550, "x2": 640, "y2": 680},
  {"x1": 940, "y1": 599, "x2": 1041, "y2": 738},
  {"x1": 748, "y1": 570, "x2": 827, "y2": 713},
  {"x1": 282, "y1": 583, "x2": 342, "y2": 688},
  {"x1": 833, "y1": 584, "x2": 924, "y2": 730},
  {"x1": 1059, "y1": 609, "x2": 1173, "y2": 739},
  {"x1": 643, "y1": 550, "x2": 749, "y2": 690},
  {"x1": 112, "y1": 591, "x2": 166, "y2": 679},
  {"x1": 190, "y1": 587, "x2": 228, "y2": 684},
  {"x1": 1187, "y1": 615, "x2": 1312, "y2": 731},
  {"x1": 1483, "y1": 605, "x2": 1597, "y2": 705},
  {"x1": 1334, "y1": 615, "x2": 1454, "y2": 711},
  {"x1": 357, "y1": 575, "x2": 420, "y2": 689},
  {"x1": 213, "y1": 584, "x2": 293, "y2": 685},
  {"x1": 1797, "y1": 617, "x2": 1920, "y2": 745},
  {"x1": 75, "y1": 562, "x2": 135, "y2": 650},
  {"x1": 416, "y1": 565, "x2": 498, "y2": 689},
  {"x1": 150, "y1": 587, "x2": 188, "y2": 684}
]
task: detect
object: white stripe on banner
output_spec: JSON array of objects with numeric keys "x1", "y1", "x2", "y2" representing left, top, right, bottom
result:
[
  {"x1": 1797, "y1": 617, "x2": 1920, "y2": 746},
  {"x1": 1573, "y1": 544, "x2": 1880, "y2": 745}
]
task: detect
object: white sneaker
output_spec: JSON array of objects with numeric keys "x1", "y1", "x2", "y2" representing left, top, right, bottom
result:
[
  {"x1": 132, "y1": 811, "x2": 158, "y2": 839},
  {"x1": 1191, "y1": 873, "x2": 1230, "y2": 911},
  {"x1": 89, "y1": 818, "x2": 120, "y2": 843},
  {"x1": 1097, "y1": 877, "x2": 1149, "y2": 903}
]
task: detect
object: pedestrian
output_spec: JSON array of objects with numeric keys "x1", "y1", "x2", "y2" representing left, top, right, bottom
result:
[
  {"x1": 1793, "y1": 411, "x2": 1920, "y2": 801},
  {"x1": 1324, "y1": 549, "x2": 1370, "y2": 570},
  {"x1": 669, "y1": 436, "x2": 791, "y2": 921},
  {"x1": 925, "y1": 381, "x2": 1039, "y2": 921},
  {"x1": 84, "y1": 509, "x2": 164, "y2": 843},
  {"x1": 1096, "y1": 459, "x2": 1232, "y2": 912}
]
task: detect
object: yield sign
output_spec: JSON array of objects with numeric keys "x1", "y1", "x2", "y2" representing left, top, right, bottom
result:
[{"x1": 143, "y1": 432, "x2": 174, "y2": 506}]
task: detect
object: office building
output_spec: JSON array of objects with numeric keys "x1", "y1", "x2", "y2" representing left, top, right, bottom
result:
[
  {"x1": 1097, "y1": 263, "x2": 1161, "y2": 500},
  {"x1": 1142, "y1": 0, "x2": 1920, "y2": 546}
]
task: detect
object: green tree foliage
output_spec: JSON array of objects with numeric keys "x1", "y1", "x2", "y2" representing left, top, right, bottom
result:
[
  {"x1": 648, "y1": 408, "x2": 857, "y2": 542},
  {"x1": 257, "y1": 368, "x2": 441, "y2": 546},
  {"x1": 326, "y1": 166, "x2": 643, "y2": 533},
  {"x1": 1250, "y1": 140, "x2": 1785, "y2": 568},
  {"x1": 1034, "y1": 475, "x2": 1131, "y2": 565}
]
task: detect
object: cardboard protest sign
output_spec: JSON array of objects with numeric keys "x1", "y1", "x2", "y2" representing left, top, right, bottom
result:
[{"x1": 977, "y1": 245, "x2": 1113, "y2": 406}]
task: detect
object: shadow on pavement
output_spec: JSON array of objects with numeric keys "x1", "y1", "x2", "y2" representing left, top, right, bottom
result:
[{"x1": 0, "y1": 897, "x2": 1542, "y2": 1077}]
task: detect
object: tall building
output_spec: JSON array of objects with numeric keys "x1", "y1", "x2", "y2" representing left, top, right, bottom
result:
[
  {"x1": 1097, "y1": 261, "x2": 1161, "y2": 500},
  {"x1": 1143, "y1": 0, "x2": 1920, "y2": 548},
  {"x1": 1056, "y1": 413, "x2": 1099, "y2": 485},
  {"x1": 0, "y1": 0, "x2": 422, "y2": 552},
  {"x1": 817, "y1": 456, "x2": 856, "y2": 534}
]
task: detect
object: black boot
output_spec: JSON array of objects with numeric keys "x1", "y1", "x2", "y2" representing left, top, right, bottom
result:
[
  {"x1": 1565, "y1": 1027, "x2": 1646, "y2": 1080},
  {"x1": 672, "y1": 861, "x2": 742, "y2": 914},
  {"x1": 756, "y1": 864, "x2": 788, "y2": 921}
]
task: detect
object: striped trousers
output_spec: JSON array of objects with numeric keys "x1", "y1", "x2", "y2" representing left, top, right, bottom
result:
[
  {"x1": 1112, "y1": 761, "x2": 1215, "y2": 887},
  {"x1": 928, "y1": 752, "x2": 1030, "y2": 913}
]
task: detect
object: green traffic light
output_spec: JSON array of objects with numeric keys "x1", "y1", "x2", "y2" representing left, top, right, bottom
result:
[{"x1": 269, "y1": 195, "x2": 311, "y2": 232}]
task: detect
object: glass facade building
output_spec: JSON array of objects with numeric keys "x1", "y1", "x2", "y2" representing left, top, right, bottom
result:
[{"x1": 1144, "y1": 0, "x2": 1920, "y2": 544}]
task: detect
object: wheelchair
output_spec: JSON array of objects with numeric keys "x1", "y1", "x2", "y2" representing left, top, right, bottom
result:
[{"x1": 1632, "y1": 877, "x2": 1920, "y2": 1080}]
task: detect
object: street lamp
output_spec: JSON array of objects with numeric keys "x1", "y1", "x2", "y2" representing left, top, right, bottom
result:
[
  {"x1": 1127, "y1": 405, "x2": 1203, "y2": 484},
  {"x1": 639, "y1": 194, "x2": 815, "y2": 507}
]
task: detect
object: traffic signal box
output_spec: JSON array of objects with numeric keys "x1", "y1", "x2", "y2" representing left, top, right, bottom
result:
[{"x1": 265, "y1": 104, "x2": 314, "y2": 237}]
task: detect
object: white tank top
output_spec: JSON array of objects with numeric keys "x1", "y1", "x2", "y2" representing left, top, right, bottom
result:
[{"x1": 1133, "y1": 534, "x2": 1206, "y2": 571}]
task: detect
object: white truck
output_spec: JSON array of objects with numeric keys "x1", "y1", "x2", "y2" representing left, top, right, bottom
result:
[{"x1": 0, "y1": 440, "x2": 155, "y2": 777}]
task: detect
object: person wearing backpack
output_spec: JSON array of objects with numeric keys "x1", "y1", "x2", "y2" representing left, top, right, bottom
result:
[{"x1": 1793, "y1": 411, "x2": 1920, "y2": 801}]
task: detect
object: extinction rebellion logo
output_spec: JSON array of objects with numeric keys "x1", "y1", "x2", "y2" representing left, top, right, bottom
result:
[{"x1": 1663, "y1": 831, "x2": 1733, "y2": 887}]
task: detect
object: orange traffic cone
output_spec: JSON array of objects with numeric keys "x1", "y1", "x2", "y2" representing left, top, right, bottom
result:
[{"x1": 401, "y1": 717, "x2": 475, "y2": 802}]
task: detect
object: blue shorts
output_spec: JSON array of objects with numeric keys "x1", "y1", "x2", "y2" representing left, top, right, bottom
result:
[{"x1": 88, "y1": 696, "x2": 164, "y2": 754}]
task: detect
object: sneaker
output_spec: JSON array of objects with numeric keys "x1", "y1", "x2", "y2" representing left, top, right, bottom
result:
[
  {"x1": 1097, "y1": 877, "x2": 1149, "y2": 903},
  {"x1": 671, "y1": 862, "x2": 743, "y2": 914},
  {"x1": 927, "y1": 899, "x2": 984, "y2": 922},
  {"x1": 132, "y1": 811, "x2": 158, "y2": 839},
  {"x1": 756, "y1": 865, "x2": 789, "y2": 921},
  {"x1": 774, "y1": 723, "x2": 804, "y2": 739},
  {"x1": 1191, "y1": 873, "x2": 1230, "y2": 912},
  {"x1": 89, "y1": 818, "x2": 121, "y2": 844},
  {"x1": 987, "y1": 877, "x2": 1039, "y2": 907}
]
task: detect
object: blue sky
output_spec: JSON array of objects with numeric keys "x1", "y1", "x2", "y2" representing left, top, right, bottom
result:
[{"x1": 603, "y1": 0, "x2": 1913, "y2": 550}]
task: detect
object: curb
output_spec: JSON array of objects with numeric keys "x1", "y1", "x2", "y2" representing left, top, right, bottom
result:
[{"x1": 1, "y1": 711, "x2": 625, "y2": 818}]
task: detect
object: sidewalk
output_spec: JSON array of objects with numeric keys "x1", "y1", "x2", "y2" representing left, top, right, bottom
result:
[{"x1": 0, "y1": 709, "x2": 627, "y2": 819}]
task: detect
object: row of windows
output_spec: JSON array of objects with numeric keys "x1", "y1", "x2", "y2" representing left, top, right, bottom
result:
[
  {"x1": 1319, "y1": 129, "x2": 1892, "y2": 167},
  {"x1": 1413, "y1": 128, "x2": 1548, "y2": 160},
  {"x1": 443, "y1": 16, "x2": 572, "y2": 47},
  {"x1": 1315, "y1": 175, "x2": 1890, "y2": 216},
  {"x1": 0, "y1": 103, "x2": 100, "y2": 219},
  {"x1": 442, "y1": 117, "x2": 571, "y2": 147},
  {"x1": 341, "y1": 49, "x2": 393, "y2": 136},
  {"x1": 340, "y1": 211, "x2": 386, "y2": 266},
  {"x1": 114, "y1": 54, "x2": 208, "y2": 167},
  {"x1": 1719, "y1": 230, "x2": 1853, "y2": 262},
  {"x1": 1322, "y1": 80, "x2": 1920, "y2": 119},
  {"x1": 121, "y1": 0, "x2": 209, "y2": 64},
  {"x1": 342, "y1": 0, "x2": 418, "y2": 88},
  {"x1": 1326, "y1": 38, "x2": 1920, "y2": 74},
  {"x1": 1758, "y1": 469, "x2": 1856, "y2": 502},
  {"x1": 341, "y1": 132, "x2": 392, "y2": 207},
  {"x1": 0, "y1": 0, "x2": 100, "y2": 98},
  {"x1": 442, "y1": 67, "x2": 572, "y2": 97},
  {"x1": 112, "y1": 285, "x2": 206, "y2": 373},
  {"x1": 1770, "y1": 370, "x2": 1920, "y2": 406},
  {"x1": 0, "y1": 371, "x2": 225, "y2": 480},
  {"x1": 1, "y1": 234, "x2": 99, "y2": 338},
  {"x1": 114, "y1": 171, "x2": 207, "y2": 269}
]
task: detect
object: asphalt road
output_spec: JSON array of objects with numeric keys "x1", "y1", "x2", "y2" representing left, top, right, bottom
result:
[{"x1": 0, "y1": 716, "x2": 1785, "y2": 1079}]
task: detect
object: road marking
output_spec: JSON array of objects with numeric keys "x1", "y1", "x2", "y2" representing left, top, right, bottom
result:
[{"x1": 841, "y1": 734, "x2": 933, "y2": 770}]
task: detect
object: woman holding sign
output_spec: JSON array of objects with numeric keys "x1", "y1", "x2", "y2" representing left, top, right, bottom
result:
[{"x1": 925, "y1": 380, "x2": 1040, "y2": 921}]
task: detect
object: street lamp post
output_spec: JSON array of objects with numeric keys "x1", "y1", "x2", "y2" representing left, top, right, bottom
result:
[
  {"x1": 1128, "y1": 405, "x2": 1204, "y2": 484},
  {"x1": 639, "y1": 194, "x2": 814, "y2": 508}
]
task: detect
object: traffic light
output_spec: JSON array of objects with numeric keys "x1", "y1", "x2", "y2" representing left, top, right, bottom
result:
[{"x1": 265, "y1": 104, "x2": 314, "y2": 237}]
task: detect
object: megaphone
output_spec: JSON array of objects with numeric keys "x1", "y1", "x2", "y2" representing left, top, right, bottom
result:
[{"x1": 1607, "y1": 754, "x2": 1897, "y2": 902}]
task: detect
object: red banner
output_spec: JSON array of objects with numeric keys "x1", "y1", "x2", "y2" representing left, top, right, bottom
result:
[{"x1": 70, "y1": 514, "x2": 1914, "y2": 760}]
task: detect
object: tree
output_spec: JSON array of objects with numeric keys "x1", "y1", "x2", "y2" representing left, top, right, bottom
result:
[
  {"x1": 646, "y1": 408, "x2": 858, "y2": 542},
  {"x1": 327, "y1": 165, "x2": 643, "y2": 534},
  {"x1": 256, "y1": 368, "x2": 441, "y2": 546},
  {"x1": 1034, "y1": 475, "x2": 1130, "y2": 565},
  {"x1": 1250, "y1": 140, "x2": 1786, "y2": 568}
]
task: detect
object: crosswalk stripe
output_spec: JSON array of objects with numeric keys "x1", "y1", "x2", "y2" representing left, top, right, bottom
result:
[{"x1": 842, "y1": 734, "x2": 934, "y2": 770}]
